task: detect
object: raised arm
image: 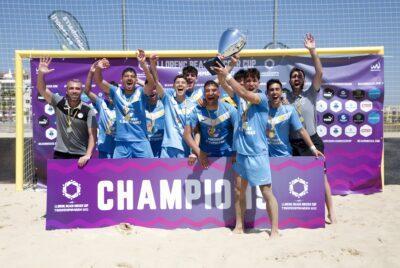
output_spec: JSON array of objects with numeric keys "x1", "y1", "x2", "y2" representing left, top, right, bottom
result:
[
  {"x1": 137, "y1": 49, "x2": 155, "y2": 96},
  {"x1": 93, "y1": 58, "x2": 111, "y2": 94},
  {"x1": 214, "y1": 63, "x2": 261, "y2": 104},
  {"x1": 304, "y1": 33, "x2": 323, "y2": 91},
  {"x1": 298, "y1": 128, "x2": 324, "y2": 158},
  {"x1": 84, "y1": 62, "x2": 99, "y2": 103},
  {"x1": 36, "y1": 57, "x2": 55, "y2": 104},
  {"x1": 149, "y1": 54, "x2": 165, "y2": 98}
]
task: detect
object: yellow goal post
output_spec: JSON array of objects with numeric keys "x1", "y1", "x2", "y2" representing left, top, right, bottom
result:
[{"x1": 14, "y1": 46, "x2": 384, "y2": 191}]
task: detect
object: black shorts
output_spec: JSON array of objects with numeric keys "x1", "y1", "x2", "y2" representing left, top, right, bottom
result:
[
  {"x1": 290, "y1": 134, "x2": 325, "y2": 156},
  {"x1": 53, "y1": 150, "x2": 84, "y2": 159}
]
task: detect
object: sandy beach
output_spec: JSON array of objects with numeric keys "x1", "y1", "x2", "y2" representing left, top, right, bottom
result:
[{"x1": 0, "y1": 183, "x2": 399, "y2": 268}]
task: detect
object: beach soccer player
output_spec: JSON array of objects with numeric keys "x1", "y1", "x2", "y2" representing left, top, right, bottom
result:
[
  {"x1": 84, "y1": 62, "x2": 116, "y2": 159},
  {"x1": 215, "y1": 66, "x2": 279, "y2": 238},
  {"x1": 266, "y1": 79, "x2": 324, "y2": 158},
  {"x1": 183, "y1": 80, "x2": 237, "y2": 168},
  {"x1": 36, "y1": 57, "x2": 97, "y2": 167},
  {"x1": 286, "y1": 33, "x2": 336, "y2": 223},
  {"x1": 149, "y1": 55, "x2": 195, "y2": 158},
  {"x1": 93, "y1": 49, "x2": 155, "y2": 158},
  {"x1": 182, "y1": 66, "x2": 203, "y2": 103}
]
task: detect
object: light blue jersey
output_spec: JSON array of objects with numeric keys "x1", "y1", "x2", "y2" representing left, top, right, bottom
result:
[
  {"x1": 109, "y1": 84, "x2": 148, "y2": 142},
  {"x1": 145, "y1": 97, "x2": 165, "y2": 158},
  {"x1": 233, "y1": 91, "x2": 270, "y2": 156},
  {"x1": 94, "y1": 97, "x2": 116, "y2": 155},
  {"x1": 267, "y1": 104, "x2": 303, "y2": 157},
  {"x1": 161, "y1": 89, "x2": 196, "y2": 155},
  {"x1": 186, "y1": 87, "x2": 203, "y2": 103},
  {"x1": 189, "y1": 102, "x2": 237, "y2": 157}
]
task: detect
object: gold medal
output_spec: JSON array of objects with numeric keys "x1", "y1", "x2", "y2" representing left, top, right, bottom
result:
[
  {"x1": 300, "y1": 116, "x2": 304, "y2": 123},
  {"x1": 242, "y1": 121, "x2": 248, "y2": 130},
  {"x1": 124, "y1": 114, "x2": 131, "y2": 121},
  {"x1": 268, "y1": 129, "x2": 275, "y2": 138},
  {"x1": 209, "y1": 126, "x2": 216, "y2": 136},
  {"x1": 147, "y1": 121, "x2": 154, "y2": 133}
]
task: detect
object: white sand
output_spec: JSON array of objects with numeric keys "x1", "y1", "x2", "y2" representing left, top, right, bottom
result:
[{"x1": 1, "y1": 183, "x2": 399, "y2": 268}]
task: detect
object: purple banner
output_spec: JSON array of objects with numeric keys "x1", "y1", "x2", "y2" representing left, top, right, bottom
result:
[
  {"x1": 46, "y1": 157, "x2": 325, "y2": 230},
  {"x1": 31, "y1": 55, "x2": 383, "y2": 194}
]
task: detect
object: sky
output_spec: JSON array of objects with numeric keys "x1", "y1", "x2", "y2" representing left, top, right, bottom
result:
[{"x1": 0, "y1": 0, "x2": 399, "y2": 104}]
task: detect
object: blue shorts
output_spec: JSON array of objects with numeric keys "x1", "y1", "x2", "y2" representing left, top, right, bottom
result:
[
  {"x1": 160, "y1": 147, "x2": 186, "y2": 158},
  {"x1": 99, "y1": 151, "x2": 114, "y2": 159},
  {"x1": 233, "y1": 153, "x2": 272, "y2": 186},
  {"x1": 113, "y1": 141, "x2": 154, "y2": 159}
]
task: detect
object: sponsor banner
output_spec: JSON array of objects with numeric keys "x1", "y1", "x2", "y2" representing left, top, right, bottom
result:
[
  {"x1": 31, "y1": 55, "x2": 383, "y2": 194},
  {"x1": 48, "y1": 10, "x2": 90, "y2": 50},
  {"x1": 46, "y1": 157, "x2": 325, "y2": 230}
]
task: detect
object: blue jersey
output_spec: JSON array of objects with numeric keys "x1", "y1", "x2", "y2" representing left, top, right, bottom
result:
[
  {"x1": 267, "y1": 105, "x2": 303, "y2": 157},
  {"x1": 109, "y1": 85, "x2": 148, "y2": 142},
  {"x1": 189, "y1": 102, "x2": 237, "y2": 157},
  {"x1": 186, "y1": 87, "x2": 203, "y2": 103},
  {"x1": 94, "y1": 97, "x2": 116, "y2": 153},
  {"x1": 162, "y1": 89, "x2": 196, "y2": 152},
  {"x1": 220, "y1": 88, "x2": 237, "y2": 107},
  {"x1": 233, "y1": 91, "x2": 270, "y2": 156},
  {"x1": 145, "y1": 98, "x2": 165, "y2": 158}
]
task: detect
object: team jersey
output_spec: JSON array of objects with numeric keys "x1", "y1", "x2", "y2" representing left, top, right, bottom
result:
[
  {"x1": 145, "y1": 97, "x2": 165, "y2": 157},
  {"x1": 94, "y1": 97, "x2": 116, "y2": 153},
  {"x1": 189, "y1": 102, "x2": 237, "y2": 156},
  {"x1": 186, "y1": 86, "x2": 203, "y2": 103},
  {"x1": 267, "y1": 104, "x2": 303, "y2": 157},
  {"x1": 109, "y1": 84, "x2": 148, "y2": 142},
  {"x1": 233, "y1": 91, "x2": 270, "y2": 156},
  {"x1": 161, "y1": 89, "x2": 196, "y2": 152}
]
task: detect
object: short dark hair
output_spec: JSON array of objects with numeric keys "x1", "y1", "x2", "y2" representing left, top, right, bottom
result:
[
  {"x1": 174, "y1": 74, "x2": 187, "y2": 84},
  {"x1": 290, "y1": 67, "x2": 305, "y2": 78},
  {"x1": 245, "y1": 68, "x2": 260, "y2": 80},
  {"x1": 204, "y1": 80, "x2": 219, "y2": 90},
  {"x1": 266, "y1": 79, "x2": 283, "y2": 91},
  {"x1": 182, "y1": 66, "x2": 198, "y2": 77},
  {"x1": 234, "y1": 69, "x2": 246, "y2": 81},
  {"x1": 122, "y1": 67, "x2": 137, "y2": 77}
]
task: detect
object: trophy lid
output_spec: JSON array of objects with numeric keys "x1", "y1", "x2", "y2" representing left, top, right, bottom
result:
[{"x1": 218, "y1": 28, "x2": 247, "y2": 57}]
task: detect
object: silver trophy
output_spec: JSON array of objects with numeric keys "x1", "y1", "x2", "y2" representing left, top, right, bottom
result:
[{"x1": 204, "y1": 28, "x2": 247, "y2": 75}]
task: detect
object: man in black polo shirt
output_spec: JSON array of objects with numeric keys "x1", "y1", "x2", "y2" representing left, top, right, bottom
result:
[{"x1": 36, "y1": 57, "x2": 97, "y2": 167}]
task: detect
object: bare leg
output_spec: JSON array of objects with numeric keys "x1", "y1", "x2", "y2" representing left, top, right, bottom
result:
[
  {"x1": 233, "y1": 174, "x2": 248, "y2": 234},
  {"x1": 259, "y1": 184, "x2": 279, "y2": 239},
  {"x1": 324, "y1": 174, "x2": 337, "y2": 224}
]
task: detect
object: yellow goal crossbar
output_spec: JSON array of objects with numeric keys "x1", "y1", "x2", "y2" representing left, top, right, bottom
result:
[{"x1": 14, "y1": 46, "x2": 384, "y2": 191}]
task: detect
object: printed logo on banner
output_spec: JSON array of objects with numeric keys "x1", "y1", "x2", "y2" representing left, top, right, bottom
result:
[
  {"x1": 44, "y1": 104, "x2": 55, "y2": 116},
  {"x1": 316, "y1": 100, "x2": 328, "y2": 113},
  {"x1": 330, "y1": 125, "x2": 342, "y2": 137},
  {"x1": 38, "y1": 115, "x2": 50, "y2": 127},
  {"x1": 289, "y1": 177, "x2": 309, "y2": 199},
  {"x1": 368, "y1": 88, "x2": 382, "y2": 100},
  {"x1": 370, "y1": 61, "x2": 381, "y2": 72},
  {"x1": 338, "y1": 113, "x2": 349, "y2": 124},
  {"x1": 323, "y1": 88, "x2": 335, "y2": 99},
  {"x1": 317, "y1": 125, "x2": 327, "y2": 137},
  {"x1": 338, "y1": 89, "x2": 349, "y2": 99},
  {"x1": 344, "y1": 125, "x2": 357, "y2": 137},
  {"x1": 45, "y1": 127, "x2": 57, "y2": 140},
  {"x1": 360, "y1": 100, "x2": 373, "y2": 112},
  {"x1": 360, "y1": 125, "x2": 373, "y2": 137},
  {"x1": 368, "y1": 111, "x2": 381, "y2": 125},
  {"x1": 323, "y1": 113, "x2": 334, "y2": 124},
  {"x1": 345, "y1": 100, "x2": 357, "y2": 113},
  {"x1": 62, "y1": 180, "x2": 81, "y2": 201},
  {"x1": 352, "y1": 89, "x2": 365, "y2": 100},
  {"x1": 330, "y1": 100, "x2": 343, "y2": 113},
  {"x1": 264, "y1": 58, "x2": 275, "y2": 70},
  {"x1": 353, "y1": 113, "x2": 365, "y2": 124}
]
